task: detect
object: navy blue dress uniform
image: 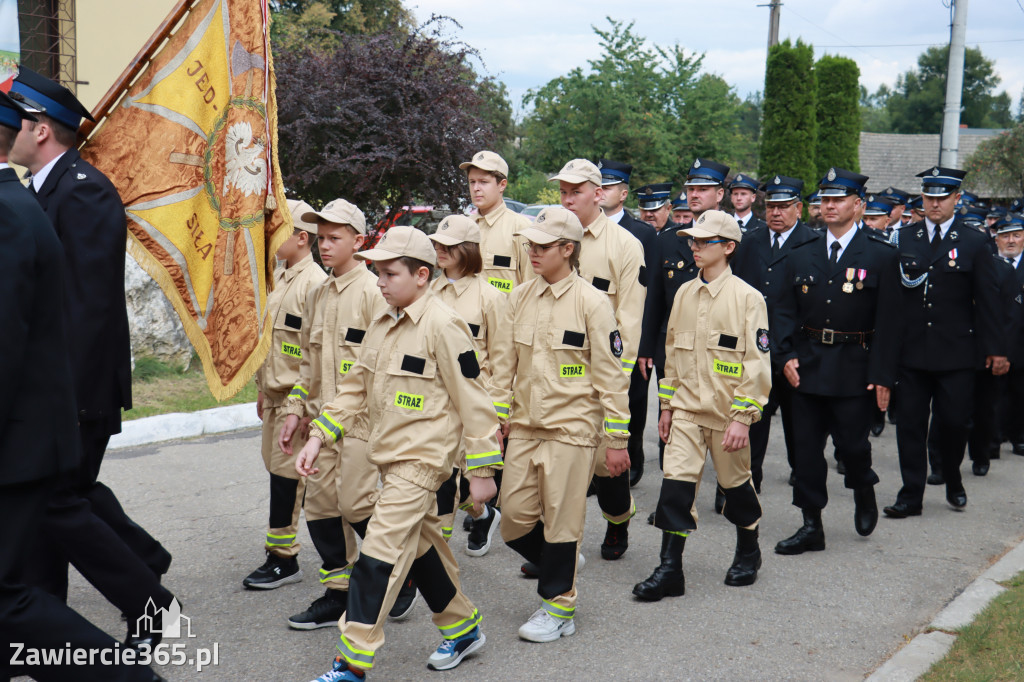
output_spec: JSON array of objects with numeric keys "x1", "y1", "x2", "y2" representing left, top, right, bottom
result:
[
  {"x1": 885, "y1": 167, "x2": 1005, "y2": 518},
  {"x1": 729, "y1": 173, "x2": 767, "y2": 233},
  {"x1": 732, "y1": 176, "x2": 817, "y2": 491},
  {"x1": 998, "y1": 222, "x2": 1024, "y2": 454},
  {"x1": 11, "y1": 68, "x2": 175, "y2": 645},
  {"x1": 670, "y1": 194, "x2": 691, "y2": 223},
  {"x1": 773, "y1": 168, "x2": 901, "y2": 554},
  {"x1": 0, "y1": 91, "x2": 160, "y2": 682}
]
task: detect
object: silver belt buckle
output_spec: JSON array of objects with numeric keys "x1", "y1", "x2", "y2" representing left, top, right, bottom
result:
[{"x1": 821, "y1": 328, "x2": 835, "y2": 345}]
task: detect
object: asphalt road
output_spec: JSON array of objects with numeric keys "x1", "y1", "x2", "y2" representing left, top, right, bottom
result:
[{"x1": 70, "y1": 396, "x2": 1024, "y2": 681}]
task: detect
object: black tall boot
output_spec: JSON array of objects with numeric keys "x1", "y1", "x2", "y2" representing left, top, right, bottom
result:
[
  {"x1": 774, "y1": 508, "x2": 825, "y2": 555},
  {"x1": 632, "y1": 533, "x2": 685, "y2": 601},
  {"x1": 724, "y1": 526, "x2": 761, "y2": 586}
]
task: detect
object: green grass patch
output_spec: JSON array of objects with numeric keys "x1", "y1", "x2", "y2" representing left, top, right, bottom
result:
[
  {"x1": 921, "y1": 571, "x2": 1024, "y2": 681},
  {"x1": 123, "y1": 354, "x2": 257, "y2": 421}
]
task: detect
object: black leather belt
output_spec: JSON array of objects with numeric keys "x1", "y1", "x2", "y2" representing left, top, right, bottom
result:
[{"x1": 802, "y1": 327, "x2": 874, "y2": 345}]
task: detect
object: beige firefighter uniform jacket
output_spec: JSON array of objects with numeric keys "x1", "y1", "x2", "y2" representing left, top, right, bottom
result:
[{"x1": 475, "y1": 202, "x2": 534, "y2": 293}]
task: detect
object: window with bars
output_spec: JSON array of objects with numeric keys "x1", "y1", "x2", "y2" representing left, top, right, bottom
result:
[{"x1": 19, "y1": 0, "x2": 76, "y2": 92}]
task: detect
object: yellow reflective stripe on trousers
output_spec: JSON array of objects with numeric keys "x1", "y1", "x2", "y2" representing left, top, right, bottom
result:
[
  {"x1": 466, "y1": 450, "x2": 503, "y2": 469},
  {"x1": 438, "y1": 608, "x2": 481, "y2": 639},
  {"x1": 312, "y1": 413, "x2": 344, "y2": 441},
  {"x1": 337, "y1": 636, "x2": 375, "y2": 669},
  {"x1": 602, "y1": 498, "x2": 636, "y2": 524},
  {"x1": 288, "y1": 384, "x2": 308, "y2": 400},
  {"x1": 265, "y1": 532, "x2": 296, "y2": 547},
  {"x1": 542, "y1": 599, "x2": 574, "y2": 619},
  {"x1": 493, "y1": 401, "x2": 511, "y2": 418},
  {"x1": 665, "y1": 529, "x2": 690, "y2": 538},
  {"x1": 319, "y1": 566, "x2": 351, "y2": 583},
  {"x1": 604, "y1": 418, "x2": 629, "y2": 435},
  {"x1": 441, "y1": 526, "x2": 453, "y2": 540},
  {"x1": 657, "y1": 383, "x2": 676, "y2": 400},
  {"x1": 730, "y1": 396, "x2": 763, "y2": 413}
]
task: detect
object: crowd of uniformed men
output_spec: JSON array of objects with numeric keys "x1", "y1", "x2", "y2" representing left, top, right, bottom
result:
[{"x1": 3, "y1": 66, "x2": 1024, "y2": 682}]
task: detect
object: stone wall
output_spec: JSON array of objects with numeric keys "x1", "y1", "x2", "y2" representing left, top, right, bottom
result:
[{"x1": 125, "y1": 254, "x2": 193, "y2": 370}]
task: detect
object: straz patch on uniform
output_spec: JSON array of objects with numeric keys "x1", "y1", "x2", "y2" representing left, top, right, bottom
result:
[
  {"x1": 560, "y1": 364, "x2": 586, "y2": 378},
  {"x1": 610, "y1": 330, "x2": 624, "y2": 357},
  {"x1": 713, "y1": 359, "x2": 742, "y2": 377},
  {"x1": 282, "y1": 342, "x2": 302, "y2": 358},
  {"x1": 339, "y1": 360, "x2": 354, "y2": 374},
  {"x1": 756, "y1": 329, "x2": 770, "y2": 353},
  {"x1": 394, "y1": 391, "x2": 424, "y2": 411},
  {"x1": 488, "y1": 277, "x2": 513, "y2": 293}
]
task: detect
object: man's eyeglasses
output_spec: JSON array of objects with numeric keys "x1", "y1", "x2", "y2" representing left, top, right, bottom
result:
[{"x1": 687, "y1": 238, "x2": 728, "y2": 250}]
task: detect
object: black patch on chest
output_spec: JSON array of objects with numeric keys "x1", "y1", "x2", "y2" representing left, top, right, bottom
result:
[
  {"x1": 284, "y1": 313, "x2": 302, "y2": 329},
  {"x1": 468, "y1": 323, "x2": 481, "y2": 337},
  {"x1": 458, "y1": 351, "x2": 480, "y2": 378},
  {"x1": 401, "y1": 355, "x2": 426, "y2": 374},
  {"x1": 592, "y1": 277, "x2": 611, "y2": 292},
  {"x1": 345, "y1": 328, "x2": 366, "y2": 343},
  {"x1": 562, "y1": 330, "x2": 586, "y2": 347},
  {"x1": 493, "y1": 255, "x2": 512, "y2": 268},
  {"x1": 717, "y1": 334, "x2": 738, "y2": 349}
]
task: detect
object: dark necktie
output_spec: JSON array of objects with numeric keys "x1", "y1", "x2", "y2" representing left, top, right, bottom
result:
[
  {"x1": 771, "y1": 232, "x2": 781, "y2": 258},
  {"x1": 829, "y1": 241, "x2": 841, "y2": 266},
  {"x1": 931, "y1": 225, "x2": 943, "y2": 254}
]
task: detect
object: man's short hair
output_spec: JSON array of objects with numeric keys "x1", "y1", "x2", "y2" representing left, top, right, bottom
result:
[
  {"x1": 30, "y1": 113, "x2": 77, "y2": 148},
  {"x1": 0, "y1": 126, "x2": 16, "y2": 155},
  {"x1": 397, "y1": 256, "x2": 434, "y2": 280}
]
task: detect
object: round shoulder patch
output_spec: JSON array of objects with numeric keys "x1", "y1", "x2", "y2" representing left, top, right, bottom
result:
[{"x1": 756, "y1": 328, "x2": 770, "y2": 353}]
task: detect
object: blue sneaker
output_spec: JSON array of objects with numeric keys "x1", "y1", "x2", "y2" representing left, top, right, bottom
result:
[
  {"x1": 311, "y1": 656, "x2": 365, "y2": 682},
  {"x1": 426, "y1": 627, "x2": 486, "y2": 671}
]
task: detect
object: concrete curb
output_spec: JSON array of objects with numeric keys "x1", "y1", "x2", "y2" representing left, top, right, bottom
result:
[
  {"x1": 867, "y1": 539, "x2": 1024, "y2": 681},
  {"x1": 108, "y1": 402, "x2": 260, "y2": 450}
]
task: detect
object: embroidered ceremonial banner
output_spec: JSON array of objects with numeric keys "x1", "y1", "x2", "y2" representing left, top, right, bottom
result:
[
  {"x1": 81, "y1": 0, "x2": 291, "y2": 399},
  {"x1": 0, "y1": 0, "x2": 20, "y2": 90}
]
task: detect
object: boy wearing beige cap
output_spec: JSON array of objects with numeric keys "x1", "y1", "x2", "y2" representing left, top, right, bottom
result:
[
  {"x1": 460, "y1": 150, "x2": 533, "y2": 293},
  {"x1": 244, "y1": 199, "x2": 327, "y2": 591},
  {"x1": 296, "y1": 226, "x2": 501, "y2": 681},
  {"x1": 634, "y1": 210, "x2": 770, "y2": 602},
  {"x1": 550, "y1": 158, "x2": 645, "y2": 563},
  {"x1": 276, "y1": 199, "x2": 388, "y2": 630},
  {"x1": 489, "y1": 206, "x2": 631, "y2": 642},
  {"x1": 428, "y1": 214, "x2": 509, "y2": 555}
]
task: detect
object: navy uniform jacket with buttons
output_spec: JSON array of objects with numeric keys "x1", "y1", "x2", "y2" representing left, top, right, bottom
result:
[
  {"x1": 617, "y1": 210, "x2": 657, "y2": 284},
  {"x1": 733, "y1": 221, "x2": 818, "y2": 364},
  {"x1": 774, "y1": 227, "x2": 901, "y2": 397},
  {"x1": 994, "y1": 256, "x2": 1024, "y2": 365},
  {"x1": 31, "y1": 149, "x2": 132, "y2": 426},
  {"x1": 895, "y1": 218, "x2": 1003, "y2": 371},
  {"x1": 639, "y1": 220, "x2": 698, "y2": 358},
  {"x1": 1009, "y1": 258, "x2": 1024, "y2": 364},
  {"x1": 0, "y1": 167, "x2": 80, "y2": 484},
  {"x1": 737, "y1": 215, "x2": 767, "y2": 234}
]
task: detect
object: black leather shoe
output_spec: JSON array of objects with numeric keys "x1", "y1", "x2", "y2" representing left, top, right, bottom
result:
[
  {"x1": 520, "y1": 561, "x2": 539, "y2": 578},
  {"x1": 926, "y1": 472, "x2": 945, "y2": 485},
  {"x1": 870, "y1": 417, "x2": 885, "y2": 437},
  {"x1": 630, "y1": 458, "x2": 644, "y2": 488},
  {"x1": 946, "y1": 487, "x2": 967, "y2": 511},
  {"x1": 989, "y1": 443, "x2": 1001, "y2": 460},
  {"x1": 972, "y1": 462, "x2": 990, "y2": 476},
  {"x1": 835, "y1": 459, "x2": 846, "y2": 476},
  {"x1": 1012, "y1": 442, "x2": 1024, "y2": 456},
  {"x1": 775, "y1": 509, "x2": 825, "y2": 555},
  {"x1": 853, "y1": 487, "x2": 878, "y2": 537},
  {"x1": 633, "y1": 534, "x2": 685, "y2": 601},
  {"x1": 600, "y1": 521, "x2": 629, "y2": 560},
  {"x1": 724, "y1": 527, "x2": 761, "y2": 586},
  {"x1": 714, "y1": 488, "x2": 726, "y2": 514},
  {"x1": 883, "y1": 501, "x2": 922, "y2": 518}
]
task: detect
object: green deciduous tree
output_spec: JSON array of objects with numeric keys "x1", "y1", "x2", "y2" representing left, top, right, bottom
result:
[
  {"x1": 814, "y1": 55, "x2": 860, "y2": 176},
  {"x1": 519, "y1": 19, "x2": 754, "y2": 188},
  {"x1": 887, "y1": 46, "x2": 1013, "y2": 134},
  {"x1": 964, "y1": 122, "x2": 1024, "y2": 197},
  {"x1": 759, "y1": 39, "x2": 817, "y2": 193},
  {"x1": 270, "y1": 0, "x2": 412, "y2": 40}
]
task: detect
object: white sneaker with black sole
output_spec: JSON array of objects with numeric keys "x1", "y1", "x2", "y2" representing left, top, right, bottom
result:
[
  {"x1": 518, "y1": 608, "x2": 575, "y2": 642},
  {"x1": 465, "y1": 507, "x2": 500, "y2": 557}
]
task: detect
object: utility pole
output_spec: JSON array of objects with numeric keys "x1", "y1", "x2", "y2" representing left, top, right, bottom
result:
[
  {"x1": 939, "y1": 0, "x2": 968, "y2": 167},
  {"x1": 766, "y1": 1, "x2": 782, "y2": 52}
]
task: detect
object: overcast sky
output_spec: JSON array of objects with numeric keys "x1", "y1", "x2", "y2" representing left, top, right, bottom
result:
[{"x1": 408, "y1": 0, "x2": 1024, "y2": 119}]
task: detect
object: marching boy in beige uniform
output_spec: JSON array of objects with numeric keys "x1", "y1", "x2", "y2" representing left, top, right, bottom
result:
[
  {"x1": 634, "y1": 211, "x2": 771, "y2": 601},
  {"x1": 244, "y1": 200, "x2": 326, "y2": 590},
  {"x1": 296, "y1": 226, "x2": 502, "y2": 681},
  {"x1": 429, "y1": 214, "x2": 508, "y2": 555},
  {"x1": 277, "y1": 199, "x2": 387, "y2": 629},
  {"x1": 489, "y1": 206, "x2": 631, "y2": 642}
]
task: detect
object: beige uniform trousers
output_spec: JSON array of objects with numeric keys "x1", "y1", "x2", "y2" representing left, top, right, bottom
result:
[
  {"x1": 665, "y1": 415, "x2": 759, "y2": 531},
  {"x1": 500, "y1": 438, "x2": 596, "y2": 618},
  {"x1": 261, "y1": 405, "x2": 306, "y2": 558},
  {"x1": 303, "y1": 437, "x2": 380, "y2": 588},
  {"x1": 337, "y1": 472, "x2": 481, "y2": 672}
]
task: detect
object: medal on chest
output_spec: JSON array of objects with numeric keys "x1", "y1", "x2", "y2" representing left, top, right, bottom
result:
[
  {"x1": 948, "y1": 248, "x2": 958, "y2": 268},
  {"x1": 842, "y1": 268, "x2": 855, "y2": 293},
  {"x1": 855, "y1": 269, "x2": 866, "y2": 290}
]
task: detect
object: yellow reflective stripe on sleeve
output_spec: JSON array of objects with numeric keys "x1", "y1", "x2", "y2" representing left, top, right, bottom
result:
[
  {"x1": 657, "y1": 383, "x2": 676, "y2": 400},
  {"x1": 493, "y1": 402, "x2": 511, "y2": 418},
  {"x1": 441, "y1": 527, "x2": 453, "y2": 540},
  {"x1": 604, "y1": 418, "x2": 629, "y2": 435},
  {"x1": 288, "y1": 384, "x2": 309, "y2": 400},
  {"x1": 466, "y1": 451, "x2": 503, "y2": 469},
  {"x1": 542, "y1": 599, "x2": 575, "y2": 619},
  {"x1": 731, "y1": 396, "x2": 763, "y2": 413},
  {"x1": 338, "y1": 636, "x2": 375, "y2": 669},
  {"x1": 438, "y1": 609, "x2": 482, "y2": 639},
  {"x1": 312, "y1": 413, "x2": 344, "y2": 441},
  {"x1": 621, "y1": 358, "x2": 636, "y2": 373}
]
